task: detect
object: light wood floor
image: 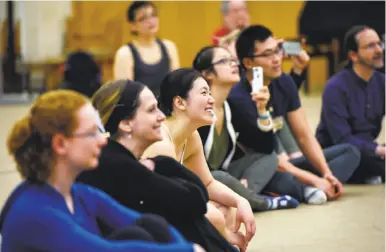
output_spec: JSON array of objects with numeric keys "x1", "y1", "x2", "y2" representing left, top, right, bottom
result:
[{"x1": 0, "y1": 95, "x2": 384, "y2": 252}]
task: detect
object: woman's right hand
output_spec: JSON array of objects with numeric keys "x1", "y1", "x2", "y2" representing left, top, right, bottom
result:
[
  {"x1": 193, "y1": 244, "x2": 206, "y2": 252},
  {"x1": 139, "y1": 158, "x2": 155, "y2": 172}
]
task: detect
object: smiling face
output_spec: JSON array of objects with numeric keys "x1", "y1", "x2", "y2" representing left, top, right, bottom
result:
[
  {"x1": 126, "y1": 87, "x2": 166, "y2": 147},
  {"x1": 242, "y1": 36, "x2": 284, "y2": 82},
  {"x1": 183, "y1": 77, "x2": 215, "y2": 126}
]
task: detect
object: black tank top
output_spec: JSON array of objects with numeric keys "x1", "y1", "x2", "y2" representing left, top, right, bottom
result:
[{"x1": 127, "y1": 39, "x2": 170, "y2": 97}]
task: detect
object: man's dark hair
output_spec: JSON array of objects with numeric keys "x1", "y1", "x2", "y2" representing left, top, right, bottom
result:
[
  {"x1": 344, "y1": 25, "x2": 370, "y2": 55},
  {"x1": 127, "y1": 1, "x2": 155, "y2": 23},
  {"x1": 236, "y1": 25, "x2": 272, "y2": 69}
]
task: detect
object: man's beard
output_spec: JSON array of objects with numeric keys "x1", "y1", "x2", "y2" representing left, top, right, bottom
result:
[{"x1": 358, "y1": 54, "x2": 384, "y2": 70}]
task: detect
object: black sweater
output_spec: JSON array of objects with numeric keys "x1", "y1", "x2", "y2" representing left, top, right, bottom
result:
[{"x1": 77, "y1": 139, "x2": 236, "y2": 252}]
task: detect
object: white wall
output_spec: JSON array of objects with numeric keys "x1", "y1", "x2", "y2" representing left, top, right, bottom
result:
[{"x1": 1, "y1": 1, "x2": 72, "y2": 62}]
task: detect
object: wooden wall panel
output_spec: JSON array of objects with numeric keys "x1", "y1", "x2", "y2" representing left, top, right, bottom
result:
[{"x1": 65, "y1": 1, "x2": 326, "y2": 87}]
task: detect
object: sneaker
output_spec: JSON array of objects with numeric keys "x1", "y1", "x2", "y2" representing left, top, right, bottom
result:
[{"x1": 364, "y1": 176, "x2": 382, "y2": 185}]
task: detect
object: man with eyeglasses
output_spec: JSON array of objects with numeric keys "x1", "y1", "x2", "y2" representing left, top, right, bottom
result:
[
  {"x1": 316, "y1": 25, "x2": 385, "y2": 185},
  {"x1": 228, "y1": 25, "x2": 361, "y2": 205}
]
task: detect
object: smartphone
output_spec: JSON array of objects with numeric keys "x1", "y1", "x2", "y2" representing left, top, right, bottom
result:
[
  {"x1": 282, "y1": 41, "x2": 302, "y2": 56},
  {"x1": 252, "y1": 67, "x2": 263, "y2": 92}
]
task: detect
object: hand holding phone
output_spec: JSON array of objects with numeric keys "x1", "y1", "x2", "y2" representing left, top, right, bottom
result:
[
  {"x1": 252, "y1": 67, "x2": 263, "y2": 92},
  {"x1": 282, "y1": 41, "x2": 302, "y2": 56}
]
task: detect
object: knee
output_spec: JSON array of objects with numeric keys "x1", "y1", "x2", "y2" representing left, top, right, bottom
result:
[
  {"x1": 260, "y1": 152, "x2": 279, "y2": 170},
  {"x1": 136, "y1": 214, "x2": 169, "y2": 228},
  {"x1": 342, "y1": 144, "x2": 361, "y2": 164}
]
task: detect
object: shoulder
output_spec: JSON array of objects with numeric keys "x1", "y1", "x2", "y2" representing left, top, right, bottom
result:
[
  {"x1": 229, "y1": 81, "x2": 247, "y2": 99},
  {"x1": 276, "y1": 73, "x2": 298, "y2": 89},
  {"x1": 72, "y1": 183, "x2": 102, "y2": 199},
  {"x1": 185, "y1": 130, "x2": 204, "y2": 156},
  {"x1": 161, "y1": 39, "x2": 178, "y2": 52},
  {"x1": 181, "y1": 130, "x2": 205, "y2": 162},
  {"x1": 373, "y1": 71, "x2": 385, "y2": 87},
  {"x1": 142, "y1": 127, "x2": 177, "y2": 159},
  {"x1": 324, "y1": 70, "x2": 351, "y2": 94},
  {"x1": 115, "y1": 45, "x2": 133, "y2": 59},
  {"x1": 3, "y1": 184, "x2": 64, "y2": 228}
]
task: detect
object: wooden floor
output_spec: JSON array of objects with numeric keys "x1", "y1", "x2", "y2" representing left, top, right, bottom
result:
[{"x1": 0, "y1": 94, "x2": 384, "y2": 252}]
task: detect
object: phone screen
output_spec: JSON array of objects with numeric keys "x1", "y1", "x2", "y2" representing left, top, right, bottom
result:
[{"x1": 282, "y1": 41, "x2": 302, "y2": 56}]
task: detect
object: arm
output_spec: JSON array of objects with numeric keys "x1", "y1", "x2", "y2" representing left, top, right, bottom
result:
[
  {"x1": 289, "y1": 68, "x2": 307, "y2": 90},
  {"x1": 13, "y1": 209, "x2": 193, "y2": 252},
  {"x1": 113, "y1": 46, "x2": 134, "y2": 80},
  {"x1": 151, "y1": 155, "x2": 209, "y2": 200},
  {"x1": 132, "y1": 162, "x2": 208, "y2": 217},
  {"x1": 163, "y1": 39, "x2": 180, "y2": 70},
  {"x1": 277, "y1": 157, "x2": 323, "y2": 185},
  {"x1": 321, "y1": 84, "x2": 377, "y2": 155},
  {"x1": 184, "y1": 131, "x2": 243, "y2": 206},
  {"x1": 287, "y1": 107, "x2": 331, "y2": 176},
  {"x1": 184, "y1": 132, "x2": 256, "y2": 240},
  {"x1": 90, "y1": 186, "x2": 188, "y2": 243},
  {"x1": 227, "y1": 97, "x2": 275, "y2": 153}
]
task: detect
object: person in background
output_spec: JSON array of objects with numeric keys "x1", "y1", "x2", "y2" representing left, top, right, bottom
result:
[
  {"x1": 60, "y1": 51, "x2": 102, "y2": 98},
  {"x1": 77, "y1": 80, "x2": 236, "y2": 252},
  {"x1": 114, "y1": 1, "x2": 180, "y2": 97},
  {"x1": 0, "y1": 90, "x2": 201, "y2": 252},
  {"x1": 316, "y1": 25, "x2": 385, "y2": 184},
  {"x1": 193, "y1": 45, "x2": 299, "y2": 212},
  {"x1": 212, "y1": 0, "x2": 250, "y2": 47}
]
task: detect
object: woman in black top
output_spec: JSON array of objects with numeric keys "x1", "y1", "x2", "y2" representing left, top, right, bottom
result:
[{"x1": 77, "y1": 80, "x2": 237, "y2": 252}]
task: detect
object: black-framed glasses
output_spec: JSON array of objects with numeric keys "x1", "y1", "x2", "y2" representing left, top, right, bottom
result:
[
  {"x1": 212, "y1": 58, "x2": 240, "y2": 66},
  {"x1": 250, "y1": 44, "x2": 284, "y2": 59}
]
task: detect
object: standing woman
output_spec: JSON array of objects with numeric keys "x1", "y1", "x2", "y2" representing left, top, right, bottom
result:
[
  {"x1": 143, "y1": 68, "x2": 256, "y2": 252},
  {"x1": 114, "y1": 1, "x2": 180, "y2": 97},
  {"x1": 0, "y1": 90, "x2": 197, "y2": 252}
]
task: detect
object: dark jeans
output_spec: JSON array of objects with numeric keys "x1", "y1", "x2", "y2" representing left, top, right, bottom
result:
[
  {"x1": 262, "y1": 144, "x2": 361, "y2": 202},
  {"x1": 348, "y1": 151, "x2": 385, "y2": 183},
  {"x1": 212, "y1": 152, "x2": 278, "y2": 211},
  {"x1": 108, "y1": 214, "x2": 172, "y2": 243}
]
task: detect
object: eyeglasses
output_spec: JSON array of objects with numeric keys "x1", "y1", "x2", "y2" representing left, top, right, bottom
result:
[
  {"x1": 136, "y1": 11, "x2": 157, "y2": 23},
  {"x1": 211, "y1": 58, "x2": 240, "y2": 66},
  {"x1": 250, "y1": 44, "x2": 284, "y2": 59},
  {"x1": 359, "y1": 41, "x2": 385, "y2": 51},
  {"x1": 72, "y1": 128, "x2": 107, "y2": 139}
]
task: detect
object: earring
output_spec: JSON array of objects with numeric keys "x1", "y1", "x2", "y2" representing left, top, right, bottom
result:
[{"x1": 128, "y1": 131, "x2": 132, "y2": 139}]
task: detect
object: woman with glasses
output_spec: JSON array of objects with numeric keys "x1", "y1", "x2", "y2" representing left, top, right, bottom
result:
[
  {"x1": 114, "y1": 1, "x2": 180, "y2": 97},
  {"x1": 192, "y1": 45, "x2": 300, "y2": 213},
  {"x1": 0, "y1": 90, "x2": 197, "y2": 252},
  {"x1": 77, "y1": 80, "x2": 237, "y2": 252}
]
